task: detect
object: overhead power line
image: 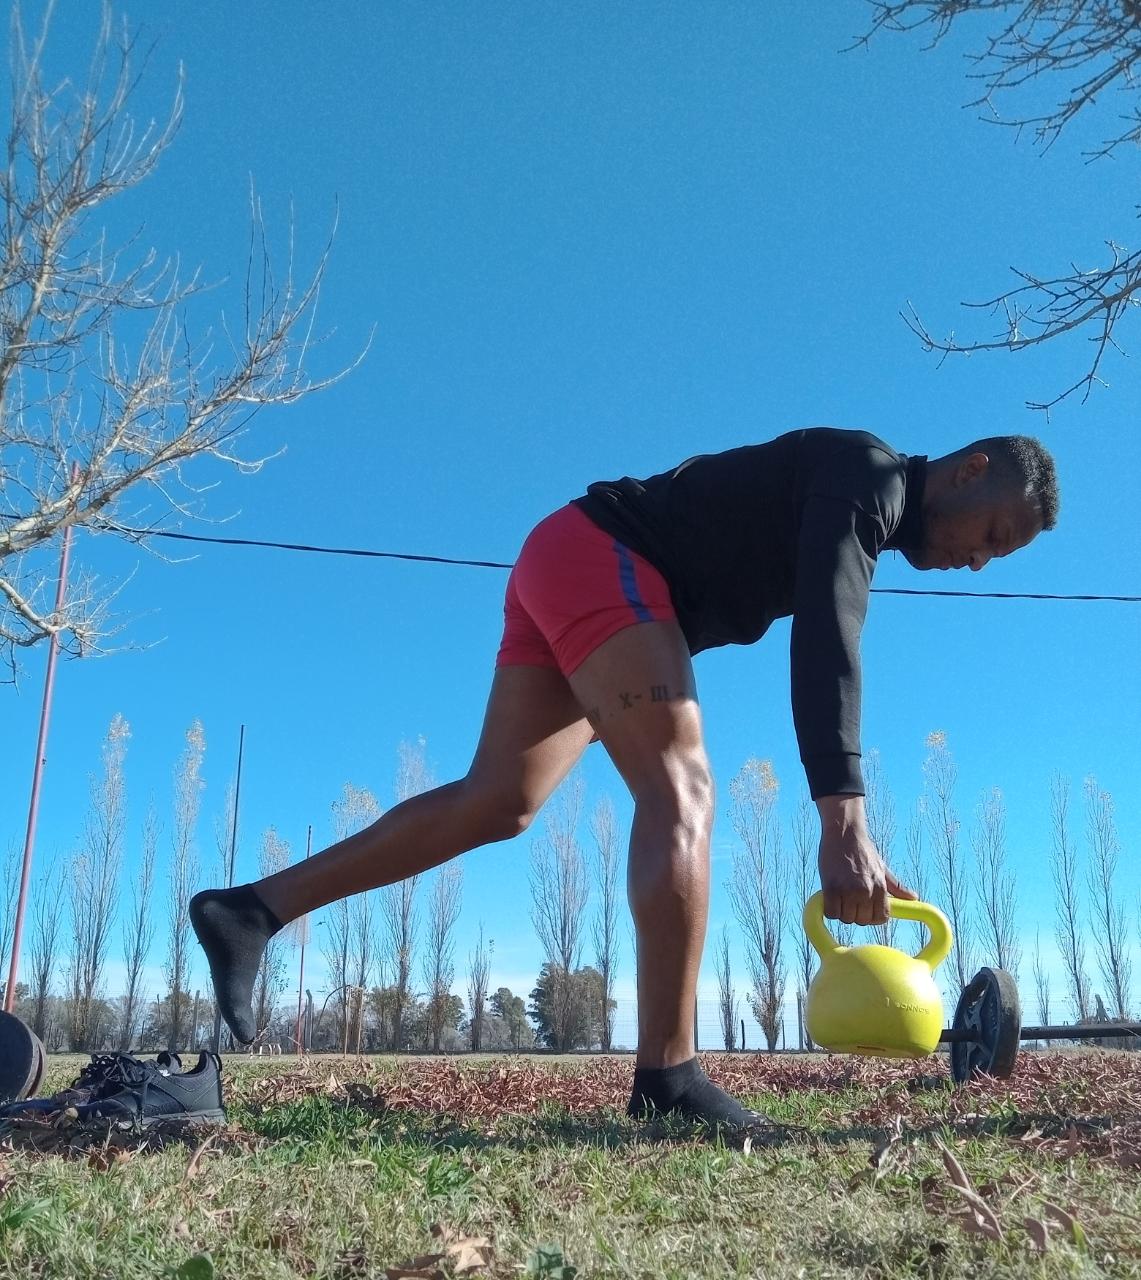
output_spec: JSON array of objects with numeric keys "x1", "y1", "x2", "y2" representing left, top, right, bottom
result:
[{"x1": 94, "y1": 522, "x2": 1141, "y2": 603}]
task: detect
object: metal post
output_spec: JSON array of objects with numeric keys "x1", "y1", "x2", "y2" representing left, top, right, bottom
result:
[
  {"x1": 211, "y1": 725, "x2": 246, "y2": 1051},
  {"x1": 740, "y1": 1017, "x2": 746, "y2": 1052},
  {"x1": 693, "y1": 996, "x2": 699, "y2": 1053},
  {"x1": 294, "y1": 825, "x2": 313, "y2": 1055},
  {"x1": 5, "y1": 464, "x2": 80, "y2": 1013}
]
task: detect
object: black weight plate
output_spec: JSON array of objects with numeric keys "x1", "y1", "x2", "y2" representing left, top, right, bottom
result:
[
  {"x1": 0, "y1": 1011, "x2": 41, "y2": 1105},
  {"x1": 27, "y1": 1030, "x2": 45, "y2": 1098},
  {"x1": 950, "y1": 967, "x2": 1022, "y2": 1084}
]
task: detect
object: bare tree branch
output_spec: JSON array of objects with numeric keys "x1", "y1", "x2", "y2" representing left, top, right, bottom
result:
[
  {"x1": 716, "y1": 924, "x2": 738, "y2": 1051},
  {"x1": 0, "y1": 4, "x2": 365, "y2": 675},
  {"x1": 467, "y1": 926, "x2": 493, "y2": 1052},
  {"x1": 66, "y1": 711, "x2": 128, "y2": 1049},
  {"x1": 858, "y1": 1, "x2": 1141, "y2": 410},
  {"x1": 1050, "y1": 773, "x2": 1091, "y2": 1020},
  {"x1": 864, "y1": 749, "x2": 900, "y2": 949},
  {"x1": 252, "y1": 827, "x2": 291, "y2": 1035},
  {"x1": 119, "y1": 798, "x2": 157, "y2": 1049},
  {"x1": 922, "y1": 731, "x2": 974, "y2": 990},
  {"x1": 529, "y1": 774, "x2": 589, "y2": 1052},
  {"x1": 164, "y1": 718, "x2": 204, "y2": 1048},
  {"x1": 1084, "y1": 775, "x2": 1130, "y2": 1019},
  {"x1": 589, "y1": 796, "x2": 621, "y2": 1053},
  {"x1": 727, "y1": 758, "x2": 788, "y2": 1051},
  {"x1": 972, "y1": 785, "x2": 1021, "y2": 980},
  {"x1": 422, "y1": 862, "x2": 462, "y2": 1053}
]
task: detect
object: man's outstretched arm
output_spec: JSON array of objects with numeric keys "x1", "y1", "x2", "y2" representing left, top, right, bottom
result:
[{"x1": 790, "y1": 494, "x2": 915, "y2": 925}]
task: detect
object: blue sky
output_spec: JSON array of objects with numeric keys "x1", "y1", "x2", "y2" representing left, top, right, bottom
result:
[{"x1": 3, "y1": 3, "x2": 1138, "y2": 1044}]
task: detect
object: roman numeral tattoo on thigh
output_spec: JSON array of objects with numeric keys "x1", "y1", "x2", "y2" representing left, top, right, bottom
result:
[{"x1": 612, "y1": 685, "x2": 686, "y2": 712}]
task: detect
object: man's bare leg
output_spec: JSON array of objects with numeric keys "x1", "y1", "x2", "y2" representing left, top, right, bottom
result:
[
  {"x1": 191, "y1": 665, "x2": 594, "y2": 1042},
  {"x1": 567, "y1": 620, "x2": 769, "y2": 1128}
]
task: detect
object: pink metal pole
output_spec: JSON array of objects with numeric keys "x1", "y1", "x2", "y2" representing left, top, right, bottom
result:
[
  {"x1": 5, "y1": 466, "x2": 80, "y2": 1013},
  {"x1": 294, "y1": 824, "x2": 312, "y2": 1054}
]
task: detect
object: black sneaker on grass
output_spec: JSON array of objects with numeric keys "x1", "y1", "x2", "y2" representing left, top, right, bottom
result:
[
  {"x1": 75, "y1": 1051, "x2": 225, "y2": 1127},
  {"x1": 0, "y1": 1051, "x2": 184, "y2": 1119}
]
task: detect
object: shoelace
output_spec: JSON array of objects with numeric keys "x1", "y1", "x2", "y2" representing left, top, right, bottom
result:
[{"x1": 68, "y1": 1053, "x2": 162, "y2": 1099}]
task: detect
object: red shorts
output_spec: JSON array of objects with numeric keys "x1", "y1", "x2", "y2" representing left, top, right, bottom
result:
[{"x1": 496, "y1": 504, "x2": 676, "y2": 677}]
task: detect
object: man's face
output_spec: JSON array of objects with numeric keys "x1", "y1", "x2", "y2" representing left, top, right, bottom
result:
[{"x1": 902, "y1": 454, "x2": 1042, "y2": 573}]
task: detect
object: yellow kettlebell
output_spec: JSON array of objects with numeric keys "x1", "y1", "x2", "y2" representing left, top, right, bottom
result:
[{"x1": 803, "y1": 892, "x2": 953, "y2": 1059}]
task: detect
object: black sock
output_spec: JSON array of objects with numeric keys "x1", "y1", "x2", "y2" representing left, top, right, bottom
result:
[
  {"x1": 189, "y1": 886, "x2": 282, "y2": 1045},
  {"x1": 627, "y1": 1057, "x2": 772, "y2": 1129}
]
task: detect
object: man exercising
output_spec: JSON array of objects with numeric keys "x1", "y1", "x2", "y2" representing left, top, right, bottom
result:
[{"x1": 192, "y1": 426, "x2": 1058, "y2": 1129}]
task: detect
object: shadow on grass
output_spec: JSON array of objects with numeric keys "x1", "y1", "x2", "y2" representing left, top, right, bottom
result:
[{"x1": 235, "y1": 1089, "x2": 1119, "y2": 1162}]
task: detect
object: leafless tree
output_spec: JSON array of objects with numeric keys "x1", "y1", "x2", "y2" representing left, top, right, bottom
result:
[
  {"x1": 529, "y1": 774, "x2": 589, "y2": 1051},
  {"x1": 728, "y1": 758, "x2": 787, "y2": 1050},
  {"x1": 0, "y1": 841, "x2": 20, "y2": 988},
  {"x1": 1084, "y1": 776, "x2": 1130, "y2": 1020},
  {"x1": 1032, "y1": 927, "x2": 1051, "y2": 1029},
  {"x1": 0, "y1": 5, "x2": 358, "y2": 680},
  {"x1": 590, "y1": 797, "x2": 621, "y2": 1052},
  {"x1": 902, "y1": 800, "x2": 930, "y2": 955},
  {"x1": 467, "y1": 926, "x2": 492, "y2": 1052},
  {"x1": 716, "y1": 925, "x2": 738, "y2": 1051},
  {"x1": 1050, "y1": 774, "x2": 1090, "y2": 1021},
  {"x1": 859, "y1": 2, "x2": 1141, "y2": 411},
  {"x1": 165, "y1": 720, "x2": 205, "y2": 1048},
  {"x1": 864, "y1": 749, "x2": 899, "y2": 948},
  {"x1": 65, "y1": 713, "x2": 129, "y2": 1049},
  {"x1": 119, "y1": 802, "x2": 158, "y2": 1049},
  {"x1": 395, "y1": 736, "x2": 435, "y2": 803},
  {"x1": 790, "y1": 791, "x2": 819, "y2": 1047},
  {"x1": 336, "y1": 785, "x2": 383, "y2": 997},
  {"x1": 319, "y1": 783, "x2": 381, "y2": 1047},
  {"x1": 251, "y1": 827, "x2": 291, "y2": 1036},
  {"x1": 385, "y1": 740, "x2": 435, "y2": 1050},
  {"x1": 26, "y1": 864, "x2": 63, "y2": 1041},
  {"x1": 972, "y1": 787, "x2": 1021, "y2": 980},
  {"x1": 212, "y1": 780, "x2": 238, "y2": 889},
  {"x1": 923, "y1": 732, "x2": 973, "y2": 990},
  {"x1": 320, "y1": 896, "x2": 353, "y2": 1050},
  {"x1": 422, "y1": 863, "x2": 463, "y2": 1052}
]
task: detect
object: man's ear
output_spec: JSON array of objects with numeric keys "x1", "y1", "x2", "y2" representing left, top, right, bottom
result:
[{"x1": 955, "y1": 452, "x2": 990, "y2": 487}]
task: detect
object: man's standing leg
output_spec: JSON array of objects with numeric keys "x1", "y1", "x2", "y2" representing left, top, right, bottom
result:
[{"x1": 568, "y1": 619, "x2": 768, "y2": 1128}]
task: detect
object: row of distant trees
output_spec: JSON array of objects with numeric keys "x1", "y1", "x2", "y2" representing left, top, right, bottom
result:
[
  {"x1": 716, "y1": 731, "x2": 1130, "y2": 1052},
  {"x1": 0, "y1": 715, "x2": 622, "y2": 1055},
  {"x1": 4, "y1": 710, "x2": 1130, "y2": 1058}
]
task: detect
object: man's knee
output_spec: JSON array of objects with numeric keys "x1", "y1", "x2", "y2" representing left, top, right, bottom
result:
[
  {"x1": 460, "y1": 774, "x2": 540, "y2": 844},
  {"x1": 632, "y1": 750, "x2": 715, "y2": 851}
]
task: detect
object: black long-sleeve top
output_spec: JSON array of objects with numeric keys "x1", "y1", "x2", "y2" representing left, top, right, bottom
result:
[{"x1": 574, "y1": 428, "x2": 927, "y2": 800}]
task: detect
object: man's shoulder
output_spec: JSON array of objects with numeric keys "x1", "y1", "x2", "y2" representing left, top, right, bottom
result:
[
  {"x1": 798, "y1": 428, "x2": 909, "y2": 526},
  {"x1": 796, "y1": 426, "x2": 903, "y2": 463}
]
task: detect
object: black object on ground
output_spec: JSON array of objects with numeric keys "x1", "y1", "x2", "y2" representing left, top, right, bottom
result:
[
  {"x1": 939, "y1": 965, "x2": 1141, "y2": 1083},
  {"x1": 0, "y1": 1050, "x2": 184, "y2": 1119},
  {"x1": 944, "y1": 967, "x2": 1022, "y2": 1084},
  {"x1": 75, "y1": 1051, "x2": 225, "y2": 1127},
  {"x1": 0, "y1": 1010, "x2": 45, "y2": 1105}
]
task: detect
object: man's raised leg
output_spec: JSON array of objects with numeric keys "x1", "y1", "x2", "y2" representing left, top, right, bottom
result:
[
  {"x1": 567, "y1": 620, "x2": 769, "y2": 1130},
  {"x1": 191, "y1": 665, "x2": 594, "y2": 1043}
]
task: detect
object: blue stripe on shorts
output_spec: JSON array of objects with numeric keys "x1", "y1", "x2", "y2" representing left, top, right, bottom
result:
[{"x1": 613, "y1": 541, "x2": 653, "y2": 623}]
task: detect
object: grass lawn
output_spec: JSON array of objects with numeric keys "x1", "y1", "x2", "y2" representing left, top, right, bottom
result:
[{"x1": 1, "y1": 1051, "x2": 1139, "y2": 1279}]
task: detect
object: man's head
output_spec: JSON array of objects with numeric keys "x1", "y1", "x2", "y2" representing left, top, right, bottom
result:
[{"x1": 902, "y1": 436, "x2": 1059, "y2": 572}]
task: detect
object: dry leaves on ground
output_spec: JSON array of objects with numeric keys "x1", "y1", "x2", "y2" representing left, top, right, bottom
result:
[{"x1": 385, "y1": 1223, "x2": 495, "y2": 1279}]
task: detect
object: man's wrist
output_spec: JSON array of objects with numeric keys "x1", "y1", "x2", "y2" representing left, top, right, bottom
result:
[{"x1": 815, "y1": 794, "x2": 867, "y2": 833}]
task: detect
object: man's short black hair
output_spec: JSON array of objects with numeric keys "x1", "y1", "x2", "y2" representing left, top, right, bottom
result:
[{"x1": 962, "y1": 435, "x2": 1060, "y2": 531}]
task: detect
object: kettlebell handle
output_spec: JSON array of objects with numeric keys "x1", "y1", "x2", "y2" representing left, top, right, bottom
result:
[{"x1": 802, "y1": 892, "x2": 954, "y2": 973}]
